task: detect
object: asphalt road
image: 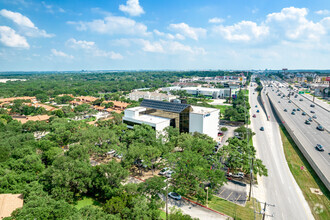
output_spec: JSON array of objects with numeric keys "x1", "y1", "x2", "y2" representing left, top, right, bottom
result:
[
  {"x1": 264, "y1": 84, "x2": 330, "y2": 188},
  {"x1": 273, "y1": 82, "x2": 330, "y2": 131},
  {"x1": 249, "y1": 83, "x2": 314, "y2": 220}
]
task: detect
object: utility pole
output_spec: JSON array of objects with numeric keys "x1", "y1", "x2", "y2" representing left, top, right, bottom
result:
[
  {"x1": 166, "y1": 179, "x2": 169, "y2": 220},
  {"x1": 248, "y1": 158, "x2": 254, "y2": 201},
  {"x1": 255, "y1": 200, "x2": 275, "y2": 219}
]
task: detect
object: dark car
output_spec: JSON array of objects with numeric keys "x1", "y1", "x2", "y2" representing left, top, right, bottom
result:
[
  {"x1": 291, "y1": 112, "x2": 295, "y2": 115},
  {"x1": 284, "y1": 109, "x2": 287, "y2": 112},
  {"x1": 278, "y1": 101, "x2": 281, "y2": 103},
  {"x1": 252, "y1": 114, "x2": 256, "y2": 118},
  {"x1": 288, "y1": 100, "x2": 291, "y2": 103},
  {"x1": 297, "y1": 108, "x2": 300, "y2": 111},
  {"x1": 260, "y1": 127, "x2": 264, "y2": 131},
  {"x1": 255, "y1": 105, "x2": 258, "y2": 108},
  {"x1": 305, "y1": 120, "x2": 311, "y2": 125},
  {"x1": 293, "y1": 109, "x2": 296, "y2": 111},
  {"x1": 302, "y1": 112, "x2": 306, "y2": 115},
  {"x1": 312, "y1": 115, "x2": 317, "y2": 119},
  {"x1": 316, "y1": 125, "x2": 324, "y2": 131},
  {"x1": 310, "y1": 104, "x2": 315, "y2": 107},
  {"x1": 256, "y1": 110, "x2": 260, "y2": 113},
  {"x1": 168, "y1": 192, "x2": 182, "y2": 200},
  {"x1": 308, "y1": 117, "x2": 313, "y2": 122},
  {"x1": 310, "y1": 110, "x2": 315, "y2": 114},
  {"x1": 315, "y1": 144, "x2": 324, "y2": 151},
  {"x1": 299, "y1": 99, "x2": 303, "y2": 101}
]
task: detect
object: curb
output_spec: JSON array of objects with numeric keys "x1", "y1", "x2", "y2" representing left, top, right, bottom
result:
[{"x1": 132, "y1": 176, "x2": 232, "y2": 219}]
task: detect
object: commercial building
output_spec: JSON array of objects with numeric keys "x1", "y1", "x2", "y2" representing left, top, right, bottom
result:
[
  {"x1": 162, "y1": 86, "x2": 238, "y2": 99},
  {"x1": 128, "y1": 91, "x2": 177, "y2": 102},
  {"x1": 123, "y1": 99, "x2": 219, "y2": 139}
]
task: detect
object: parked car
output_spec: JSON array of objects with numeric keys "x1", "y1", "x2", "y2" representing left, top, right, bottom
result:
[
  {"x1": 297, "y1": 108, "x2": 300, "y2": 111},
  {"x1": 310, "y1": 110, "x2": 315, "y2": 114},
  {"x1": 292, "y1": 109, "x2": 296, "y2": 111},
  {"x1": 106, "y1": 149, "x2": 116, "y2": 155},
  {"x1": 168, "y1": 192, "x2": 182, "y2": 200},
  {"x1": 302, "y1": 112, "x2": 306, "y2": 115},
  {"x1": 278, "y1": 101, "x2": 281, "y2": 103},
  {"x1": 288, "y1": 100, "x2": 291, "y2": 103},
  {"x1": 218, "y1": 132, "x2": 223, "y2": 136},
  {"x1": 284, "y1": 109, "x2": 287, "y2": 112},
  {"x1": 316, "y1": 125, "x2": 324, "y2": 131},
  {"x1": 231, "y1": 172, "x2": 244, "y2": 178},
  {"x1": 299, "y1": 99, "x2": 303, "y2": 101},
  {"x1": 291, "y1": 112, "x2": 295, "y2": 115},
  {"x1": 312, "y1": 115, "x2": 317, "y2": 119},
  {"x1": 252, "y1": 114, "x2": 256, "y2": 118},
  {"x1": 310, "y1": 104, "x2": 315, "y2": 107},
  {"x1": 315, "y1": 144, "x2": 324, "y2": 151},
  {"x1": 308, "y1": 117, "x2": 313, "y2": 122},
  {"x1": 165, "y1": 170, "x2": 175, "y2": 178},
  {"x1": 255, "y1": 105, "x2": 258, "y2": 108},
  {"x1": 256, "y1": 110, "x2": 260, "y2": 113},
  {"x1": 305, "y1": 120, "x2": 311, "y2": 125},
  {"x1": 159, "y1": 167, "x2": 171, "y2": 175},
  {"x1": 260, "y1": 127, "x2": 264, "y2": 131}
]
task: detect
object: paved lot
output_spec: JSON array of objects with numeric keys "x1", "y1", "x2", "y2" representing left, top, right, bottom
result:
[{"x1": 215, "y1": 180, "x2": 247, "y2": 206}]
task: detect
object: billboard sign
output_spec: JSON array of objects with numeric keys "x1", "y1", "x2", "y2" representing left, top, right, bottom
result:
[{"x1": 326, "y1": 77, "x2": 330, "y2": 81}]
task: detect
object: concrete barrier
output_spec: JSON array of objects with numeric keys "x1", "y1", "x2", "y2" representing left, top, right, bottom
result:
[{"x1": 267, "y1": 94, "x2": 330, "y2": 192}]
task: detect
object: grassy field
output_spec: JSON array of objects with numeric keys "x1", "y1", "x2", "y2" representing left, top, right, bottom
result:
[
  {"x1": 75, "y1": 197, "x2": 101, "y2": 210},
  {"x1": 209, "y1": 196, "x2": 261, "y2": 220},
  {"x1": 279, "y1": 125, "x2": 330, "y2": 220},
  {"x1": 213, "y1": 105, "x2": 231, "y2": 119}
]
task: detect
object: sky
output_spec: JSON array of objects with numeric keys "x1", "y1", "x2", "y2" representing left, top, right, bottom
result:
[{"x1": 0, "y1": 0, "x2": 330, "y2": 71}]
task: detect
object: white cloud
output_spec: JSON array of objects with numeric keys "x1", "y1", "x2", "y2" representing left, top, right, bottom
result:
[
  {"x1": 315, "y1": 9, "x2": 330, "y2": 15},
  {"x1": 169, "y1": 23, "x2": 206, "y2": 40},
  {"x1": 51, "y1": 49, "x2": 73, "y2": 59},
  {"x1": 0, "y1": 26, "x2": 29, "y2": 48},
  {"x1": 213, "y1": 7, "x2": 329, "y2": 43},
  {"x1": 208, "y1": 17, "x2": 224, "y2": 24},
  {"x1": 0, "y1": 9, "x2": 53, "y2": 38},
  {"x1": 140, "y1": 39, "x2": 164, "y2": 52},
  {"x1": 68, "y1": 15, "x2": 149, "y2": 36},
  {"x1": 265, "y1": 7, "x2": 326, "y2": 41},
  {"x1": 153, "y1": 29, "x2": 185, "y2": 40},
  {"x1": 213, "y1": 21, "x2": 269, "y2": 42},
  {"x1": 0, "y1": 9, "x2": 34, "y2": 28},
  {"x1": 119, "y1": 0, "x2": 145, "y2": 17},
  {"x1": 66, "y1": 38, "x2": 123, "y2": 60},
  {"x1": 137, "y1": 39, "x2": 205, "y2": 55},
  {"x1": 66, "y1": 38, "x2": 95, "y2": 49}
]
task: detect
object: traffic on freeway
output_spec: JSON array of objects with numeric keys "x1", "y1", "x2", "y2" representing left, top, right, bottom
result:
[{"x1": 263, "y1": 81, "x2": 330, "y2": 191}]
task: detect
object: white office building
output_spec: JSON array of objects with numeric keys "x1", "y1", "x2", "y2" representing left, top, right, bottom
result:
[
  {"x1": 162, "y1": 86, "x2": 236, "y2": 99},
  {"x1": 123, "y1": 100, "x2": 219, "y2": 139}
]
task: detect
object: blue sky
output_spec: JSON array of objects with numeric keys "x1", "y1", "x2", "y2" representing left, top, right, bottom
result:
[{"x1": 0, "y1": 0, "x2": 330, "y2": 71}]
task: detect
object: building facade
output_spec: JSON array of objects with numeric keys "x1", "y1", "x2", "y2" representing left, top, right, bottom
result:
[{"x1": 123, "y1": 99, "x2": 219, "y2": 139}]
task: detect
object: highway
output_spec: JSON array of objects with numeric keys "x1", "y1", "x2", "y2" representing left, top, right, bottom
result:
[
  {"x1": 272, "y1": 82, "x2": 330, "y2": 131},
  {"x1": 249, "y1": 84, "x2": 313, "y2": 220},
  {"x1": 263, "y1": 83, "x2": 330, "y2": 189}
]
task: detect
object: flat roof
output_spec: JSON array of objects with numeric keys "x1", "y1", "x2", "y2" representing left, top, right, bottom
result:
[
  {"x1": 125, "y1": 114, "x2": 170, "y2": 124},
  {"x1": 191, "y1": 106, "x2": 219, "y2": 115},
  {"x1": 141, "y1": 99, "x2": 190, "y2": 113}
]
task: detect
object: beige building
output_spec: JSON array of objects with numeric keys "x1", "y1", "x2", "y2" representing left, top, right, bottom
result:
[
  {"x1": 129, "y1": 91, "x2": 177, "y2": 102},
  {"x1": 0, "y1": 194, "x2": 23, "y2": 219}
]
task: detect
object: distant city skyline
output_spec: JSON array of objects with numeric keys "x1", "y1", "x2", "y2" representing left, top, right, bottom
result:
[{"x1": 0, "y1": 0, "x2": 330, "y2": 71}]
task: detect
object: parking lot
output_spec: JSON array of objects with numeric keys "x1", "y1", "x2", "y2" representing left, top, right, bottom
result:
[{"x1": 215, "y1": 180, "x2": 247, "y2": 206}]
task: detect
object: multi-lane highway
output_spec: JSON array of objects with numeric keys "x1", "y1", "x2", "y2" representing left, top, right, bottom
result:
[
  {"x1": 263, "y1": 81, "x2": 330, "y2": 192},
  {"x1": 249, "y1": 84, "x2": 313, "y2": 220},
  {"x1": 273, "y1": 82, "x2": 330, "y2": 131}
]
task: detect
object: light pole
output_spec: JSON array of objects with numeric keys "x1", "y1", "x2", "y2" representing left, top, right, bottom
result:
[{"x1": 205, "y1": 187, "x2": 209, "y2": 207}]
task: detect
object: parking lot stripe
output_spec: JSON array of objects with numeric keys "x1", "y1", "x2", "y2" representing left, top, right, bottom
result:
[
  {"x1": 219, "y1": 189, "x2": 225, "y2": 195},
  {"x1": 235, "y1": 194, "x2": 241, "y2": 202},
  {"x1": 226, "y1": 192, "x2": 233, "y2": 200}
]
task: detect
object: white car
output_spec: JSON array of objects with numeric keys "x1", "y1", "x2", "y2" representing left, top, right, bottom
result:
[{"x1": 159, "y1": 167, "x2": 171, "y2": 175}]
